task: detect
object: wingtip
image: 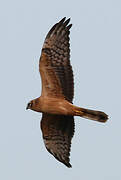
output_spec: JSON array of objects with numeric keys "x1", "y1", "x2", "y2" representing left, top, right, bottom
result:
[
  {"x1": 63, "y1": 18, "x2": 71, "y2": 26},
  {"x1": 67, "y1": 24, "x2": 72, "y2": 30},
  {"x1": 66, "y1": 163, "x2": 72, "y2": 168},
  {"x1": 58, "y1": 17, "x2": 71, "y2": 24},
  {"x1": 63, "y1": 159, "x2": 72, "y2": 168},
  {"x1": 67, "y1": 17, "x2": 71, "y2": 22},
  {"x1": 59, "y1": 17, "x2": 66, "y2": 24}
]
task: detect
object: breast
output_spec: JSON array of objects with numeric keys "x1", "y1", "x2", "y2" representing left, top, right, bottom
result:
[{"x1": 41, "y1": 97, "x2": 71, "y2": 115}]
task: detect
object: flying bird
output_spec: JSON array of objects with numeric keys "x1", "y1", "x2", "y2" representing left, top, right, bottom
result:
[{"x1": 26, "y1": 17, "x2": 108, "y2": 168}]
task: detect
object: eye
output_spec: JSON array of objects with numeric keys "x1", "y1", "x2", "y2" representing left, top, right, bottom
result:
[
  {"x1": 26, "y1": 102, "x2": 33, "y2": 110},
  {"x1": 28, "y1": 103, "x2": 32, "y2": 107}
]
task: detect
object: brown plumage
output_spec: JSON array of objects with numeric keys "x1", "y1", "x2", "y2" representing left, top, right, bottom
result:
[{"x1": 26, "y1": 17, "x2": 108, "y2": 168}]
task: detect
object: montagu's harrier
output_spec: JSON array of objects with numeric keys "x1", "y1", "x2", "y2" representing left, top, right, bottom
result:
[{"x1": 26, "y1": 17, "x2": 108, "y2": 168}]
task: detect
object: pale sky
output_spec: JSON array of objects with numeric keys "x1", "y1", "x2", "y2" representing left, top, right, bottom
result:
[{"x1": 0, "y1": 0, "x2": 121, "y2": 179}]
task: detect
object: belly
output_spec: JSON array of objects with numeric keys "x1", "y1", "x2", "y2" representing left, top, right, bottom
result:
[{"x1": 42, "y1": 98, "x2": 73, "y2": 115}]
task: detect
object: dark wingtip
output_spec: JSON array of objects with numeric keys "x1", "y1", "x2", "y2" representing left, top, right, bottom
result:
[
  {"x1": 98, "y1": 113, "x2": 109, "y2": 123},
  {"x1": 67, "y1": 24, "x2": 72, "y2": 30},
  {"x1": 64, "y1": 18, "x2": 70, "y2": 25},
  {"x1": 45, "y1": 17, "x2": 72, "y2": 39},
  {"x1": 58, "y1": 17, "x2": 66, "y2": 24},
  {"x1": 66, "y1": 163, "x2": 72, "y2": 168}
]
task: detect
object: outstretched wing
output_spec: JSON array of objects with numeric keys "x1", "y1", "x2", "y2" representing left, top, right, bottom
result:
[
  {"x1": 39, "y1": 17, "x2": 74, "y2": 102},
  {"x1": 40, "y1": 113, "x2": 75, "y2": 168}
]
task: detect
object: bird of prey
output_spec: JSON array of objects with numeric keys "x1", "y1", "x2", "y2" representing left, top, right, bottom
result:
[{"x1": 26, "y1": 17, "x2": 108, "y2": 168}]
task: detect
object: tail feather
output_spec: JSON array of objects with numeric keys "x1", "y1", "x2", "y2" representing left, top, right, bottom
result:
[{"x1": 75, "y1": 107, "x2": 108, "y2": 123}]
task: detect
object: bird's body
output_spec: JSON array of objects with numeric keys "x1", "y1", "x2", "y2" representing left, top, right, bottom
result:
[
  {"x1": 29, "y1": 96, "x2": 108, "y2": 122},
  {"x1": 29, "y1": 97, "x2": 74, "y2": 115},
  {"x1": 26, "y1": 17, "x2": 108, "y2": 168}
]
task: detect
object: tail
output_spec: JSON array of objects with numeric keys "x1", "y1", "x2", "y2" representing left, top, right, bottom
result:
[{"x1": 74, "y1": 107, "x2": 108, "y2": 123}]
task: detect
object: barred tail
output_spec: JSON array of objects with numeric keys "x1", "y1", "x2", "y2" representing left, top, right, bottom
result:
[{"x1": 74, "y1": 107, "x2": 108, "y2": 123}]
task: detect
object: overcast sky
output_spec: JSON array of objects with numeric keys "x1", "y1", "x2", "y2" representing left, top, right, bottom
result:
[{"x1": 0, "y1": 0, "x2": 121, "y2": 179}]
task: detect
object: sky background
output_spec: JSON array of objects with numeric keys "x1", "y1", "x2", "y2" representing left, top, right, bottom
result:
[{"x1": 0, "y1": 0, "x2": 121, "y2": 179}]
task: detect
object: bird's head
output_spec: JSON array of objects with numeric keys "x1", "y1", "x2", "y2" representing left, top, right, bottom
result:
[
  {"x1": 26, "y1": 100, "x2": 34, "y2": 110},
  {"x1": 26, "y1": 98, "x2": 41, "y2": 112}
]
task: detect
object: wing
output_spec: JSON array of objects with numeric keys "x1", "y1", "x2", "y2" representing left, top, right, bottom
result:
[
  {"x1": 40, "y1": 113, "x2": 75, "y2": 168},
  {"x1": 39, "y1": 17, "x2": 74, "y2": 102}
]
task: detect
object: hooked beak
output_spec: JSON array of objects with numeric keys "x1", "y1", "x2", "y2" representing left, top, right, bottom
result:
[{"x1": 26, "y1": 104, "x2": 29, "y2": 110}]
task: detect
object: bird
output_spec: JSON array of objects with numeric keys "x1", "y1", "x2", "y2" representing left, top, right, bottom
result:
[{"x1": 26, "y1": 17, "x2": 108, "y2": 168}]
